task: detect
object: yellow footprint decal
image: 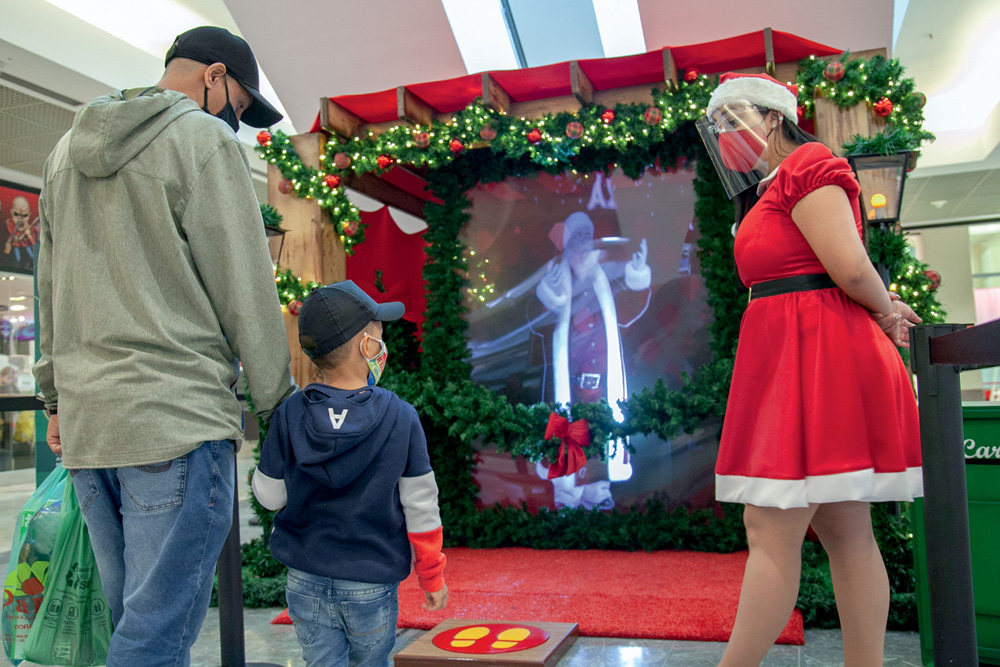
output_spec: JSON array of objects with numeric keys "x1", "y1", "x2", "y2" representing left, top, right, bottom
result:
[
  {"x1": 450, "y1": 626, "x2": 490, "y2": 648},
  {"x1": 492, "y1": 627, "x2": 531, "y2": 649}
]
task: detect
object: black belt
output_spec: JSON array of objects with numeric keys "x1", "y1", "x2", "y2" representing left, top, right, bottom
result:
[{"x1": 748, "y1": 273, "x2": 838, "y2": 301}]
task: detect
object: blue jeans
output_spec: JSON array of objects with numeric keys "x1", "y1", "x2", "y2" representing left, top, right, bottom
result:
[
  {"x1": 285, "y1": 568, "x2": 399, "y2": 667},
  {"x1": 71, "y1": 440, "x2": 235, "y2": 667}
]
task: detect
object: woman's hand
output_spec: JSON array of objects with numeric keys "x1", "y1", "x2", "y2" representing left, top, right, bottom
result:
[{"x1": 871, "y1": 296, "x2": 922, "y2": 347}]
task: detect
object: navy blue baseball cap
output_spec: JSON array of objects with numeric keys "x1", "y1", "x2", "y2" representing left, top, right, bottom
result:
[
  {"x1": 164, "y1": 26, "x2": 282, "y2": 128},
  {"x1": 298, "y1": 280, "x2": 404, "y2": 358}
]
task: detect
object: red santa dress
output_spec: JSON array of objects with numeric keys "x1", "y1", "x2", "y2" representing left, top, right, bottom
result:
[{"x1": 715, "y1": 142, "x2": 923, "y2": 509}]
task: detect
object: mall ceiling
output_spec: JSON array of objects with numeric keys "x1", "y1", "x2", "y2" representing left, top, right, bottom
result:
[{"x1": 0, "y1": 0, "x2": 997, "y2": 227}]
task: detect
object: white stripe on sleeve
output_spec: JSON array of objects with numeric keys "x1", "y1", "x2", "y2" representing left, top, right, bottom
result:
[
  {"x1": 251, "y1": 466, "x2": 287, "y2": 511},
  {"x1": 398, "y1": 471, "x2": 442, "y2": 533}
]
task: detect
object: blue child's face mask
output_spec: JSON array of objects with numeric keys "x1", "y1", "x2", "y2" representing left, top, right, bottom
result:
[{"x1": 361, "y1": 334, "x2": 388, "y2": 386}]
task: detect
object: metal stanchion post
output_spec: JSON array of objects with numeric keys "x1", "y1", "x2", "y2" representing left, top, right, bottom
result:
[
  {"x1": 911, "y1": 324, "x2": 979, "y2": 665},
  {"x1": 216, "y1": 460, "x2": 281, "y2": 667}
]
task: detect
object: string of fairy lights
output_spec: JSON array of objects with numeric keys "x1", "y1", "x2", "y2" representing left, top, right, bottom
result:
[
  {"x1": 256, "y1": 54, "x2": 937, "y2": 314},
  {"x1": 255, "y1": 74, "x2": 714, "y2": 255},
  {"x1": 796, "y1": 54, "x2": 934, "y2": 152}
]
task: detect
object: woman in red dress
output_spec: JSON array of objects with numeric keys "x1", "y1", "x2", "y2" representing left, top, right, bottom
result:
[{"x1": 698, "y1": 73, "x2": 923, "y2": 666}]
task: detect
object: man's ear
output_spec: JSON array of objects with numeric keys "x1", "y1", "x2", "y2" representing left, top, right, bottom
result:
[{"x1": 203, "y1": 62, "x2": 227, "y2": 87}]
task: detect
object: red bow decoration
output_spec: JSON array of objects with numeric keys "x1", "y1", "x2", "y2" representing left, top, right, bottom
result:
[{"x1": 544, "y1": 412, "x2": 590, "y2": 479}]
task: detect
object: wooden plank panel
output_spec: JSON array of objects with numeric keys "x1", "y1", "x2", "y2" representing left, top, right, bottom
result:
[
  {"x1": 813, "y1": 96, "x2": 878, "y2": 156},
  {"x1": 267, "y1": 132, "x2": 345, "y2": 389},
  {"x1": 764, "y1": 27, "x2": 776, "y2": 76},
  {"x1": 320, "y1": 97, "x2": 363, "y2": 138},
  {"x1": 398, "y1": 86, "x2": 435, "y2": 127},
  {"x1": 570, "y1": 61, "x2": 593, "y2": 106},
  {"x1": 663, "y1": 49, "x2": 679, "y2": 92},
  {"x1": 394, "y1": 619, "x2": 578, "y2": 667},
  {"x1": 593, "y1": 84, "x2": 658, "y2": 108},
  {"x1": 509, "y1": 95, "x2": 579, "y2": 120},
  {"x1": 482, "y1": 73, "x2": 511, "y2": 115},
  {"x1": 360, "y1": 120, "x2": 404, "y2": 137},
  {"x1": 342, "y1": 171, "x2": 427, "y2": 219}
]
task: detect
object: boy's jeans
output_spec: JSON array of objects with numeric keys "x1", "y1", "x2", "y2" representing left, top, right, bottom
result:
[
  {"x1": 71, "y1": 440, "x2": 235, "y2": 667},
  {"x1": 286, "y1": 568, "x2": 399, "y2": 667}
]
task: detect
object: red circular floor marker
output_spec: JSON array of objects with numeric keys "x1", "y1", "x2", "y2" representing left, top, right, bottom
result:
[{"x1": 432, "y1": 623, "x2": 550, "y2": 654}]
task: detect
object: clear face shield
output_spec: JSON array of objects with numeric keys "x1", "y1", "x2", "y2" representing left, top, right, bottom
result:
[{"x1": 696, "y1": 102, "x2": 771, "y2": 199}]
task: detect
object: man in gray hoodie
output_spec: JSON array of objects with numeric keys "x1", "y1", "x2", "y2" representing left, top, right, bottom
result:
[{"x1": 34, "y1": 26, "x2": 295, "y2": 665}]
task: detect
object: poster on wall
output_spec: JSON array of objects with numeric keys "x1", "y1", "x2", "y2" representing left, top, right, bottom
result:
[
  {"x1": 462, "y1": 165, "x2": 718, "y2": 513},
  {"x1": 0, "y1": 180, "x2": 41, "y2": 275}
]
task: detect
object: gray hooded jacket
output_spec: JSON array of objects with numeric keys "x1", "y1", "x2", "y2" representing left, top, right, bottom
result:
[{"x1": 34, "y1": 87, "x2": 294, "y2": 468}]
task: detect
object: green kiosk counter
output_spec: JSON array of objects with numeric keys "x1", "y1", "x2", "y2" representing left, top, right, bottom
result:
[{"x1": 913, "y1": 403, "x2": 1000, "y2": 665}]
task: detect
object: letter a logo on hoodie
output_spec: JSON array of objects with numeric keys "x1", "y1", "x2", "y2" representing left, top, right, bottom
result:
[{"x1": 328, "y1": 408, "x2": 348, "y2": 430}]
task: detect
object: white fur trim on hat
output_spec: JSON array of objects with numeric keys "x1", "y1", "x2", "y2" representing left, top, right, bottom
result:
[{"x1": 707, "y1": 76, "x2": 798, "y2": 126}]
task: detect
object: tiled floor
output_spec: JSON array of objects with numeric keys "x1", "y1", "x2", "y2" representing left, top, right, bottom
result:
[{"x1": 0, "y1": 447, "x2": 925, "y2": 666}]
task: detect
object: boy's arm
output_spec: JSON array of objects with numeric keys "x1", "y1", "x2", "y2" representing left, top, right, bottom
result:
[
  {"x1": 399, "y1": 471, "x2": 446, "y2": 593},
  {"x1": 252, "y1": 467, "x2": 287, "y2": 511},
  {"x1": 252, "y1": 404, "x2": 288, "y2": 511},
  {"x1": 399, "y1": 407, "x2": 446, "y2": 596}
]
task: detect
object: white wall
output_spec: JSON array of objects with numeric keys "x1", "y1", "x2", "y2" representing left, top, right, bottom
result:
[{"x1": 910, "y1": 225, "x2": 984, "y2": 398}]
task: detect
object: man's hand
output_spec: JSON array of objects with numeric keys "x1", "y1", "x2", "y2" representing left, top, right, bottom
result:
[
  {"x1": 46, "y1": 413, "x2": 61, "y2": 456},
  {"x1": 422, "y1": 585, "x2": 448, "y2": 611}
]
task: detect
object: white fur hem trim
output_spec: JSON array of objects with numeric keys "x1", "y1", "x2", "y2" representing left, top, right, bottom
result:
[
  {"x1": 716, "y1": 467, "x2": 923, "y2": 509},
  {"x1": 707, "y1": 78, "x2": 798, "y2": 126}
]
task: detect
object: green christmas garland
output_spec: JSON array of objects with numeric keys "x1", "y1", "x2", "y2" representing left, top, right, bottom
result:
[{"x1": 797, "y1": 53, "x2": 935, "y2": 154}]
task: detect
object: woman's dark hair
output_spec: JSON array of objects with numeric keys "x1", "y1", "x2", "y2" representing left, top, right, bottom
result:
[{"x1": 732, "y1": 110, "x2": 820, "y2": 224}]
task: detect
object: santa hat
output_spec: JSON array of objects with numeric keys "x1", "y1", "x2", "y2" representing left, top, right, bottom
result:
[{"x1": 706, "y1": 72, "x2": 799, "y2": 126}]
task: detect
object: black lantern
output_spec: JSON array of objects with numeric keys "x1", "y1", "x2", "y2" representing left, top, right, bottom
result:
[
  {"x1": 264, "y1": 225, "x2": 287, "y2": 267},
  {"x1": 847, "y1": 151, "x2": 915, "y2": 286}
]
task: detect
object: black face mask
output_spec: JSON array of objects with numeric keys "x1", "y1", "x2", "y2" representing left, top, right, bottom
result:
[{"x1": 202, "y1": 75, "x2": 239, "y2": 133}]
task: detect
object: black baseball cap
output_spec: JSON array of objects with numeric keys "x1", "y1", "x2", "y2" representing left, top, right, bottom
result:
[
  {"x1": 298, "y1": 280, "x2": 404, "y2": 359},
  {"x1": 164, "y1": 26, "x2": 282, "y2": 128}
]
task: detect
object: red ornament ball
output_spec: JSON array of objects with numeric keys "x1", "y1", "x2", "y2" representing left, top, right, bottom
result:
[
  {"x1": 824, "y1": 61, "x2": 845, "y2": 82},
  {"x1": 256, "y1": 130, "x2": 272, "y2": 146},
  {"x1": 287, "y1": 299, "x2": 303, "y2": 316},
  {"x1": 342, "y1": 220, "x2": 359, "y2": 237},
  {"x1": 333, "y1": 152, "x2": 351, "y2": 169},
  {"x1": 413, "y1": 131, "x2": 430, "y2": 148},
  {"x1": 873, "y1": 97, "x2": 893, "y2": 117},
  {"x1": 479, "y1": 124, "x2": 497, "y2": 141},
  {"x1": 565, "y1": 121, "x2": 584, "y2": 139},
  {"x1": 643, "y1": 106, "x2": 663, "y2": 126},
  {"x1": 527, "y1": 128, "x2": 542, "y2": 144},
  {"x1": 376, "y1": 154, "x2": 393, "y2": 169},
  {"x1": 683, "y1": 69, "x2": 698, "y2": 83},
  {"x1": 915, "y1": 92, "x2": 927, "y2": 108},
  {"x1": 923, "y1": 270, "x2": 941, "y2": 291},
  {"x1": 278, "y1": 178, "x2": 294, "y2": 195},
  {"x1": 601, "y1": 109, "x2": 616, "y2": 124},
  {"x1": 449, "y1": 139, "x2": 464, "y2": 154},
  {"x1": 324, "y1": 174, "x2": 340, "y2": 189},
  {"x1": 797, "y1": 105, "x2": 805, "y2": 122}
]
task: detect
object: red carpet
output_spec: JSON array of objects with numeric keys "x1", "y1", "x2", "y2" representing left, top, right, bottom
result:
[{"x1": 396, "y1": 547, "x2": 804, "y2": 645}]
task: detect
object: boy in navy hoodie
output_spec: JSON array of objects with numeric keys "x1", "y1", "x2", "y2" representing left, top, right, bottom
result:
[{"x1": 252, "y1": 280, "x2": 447, "y2": 667}]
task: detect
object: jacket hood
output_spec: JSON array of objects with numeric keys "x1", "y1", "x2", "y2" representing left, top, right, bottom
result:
[
  {"x1": 69, "y1": 89, "x2": 201, "y2": 178},
  {"x1": 291, "y1": 384, "x2": 399, "y2": 489}
]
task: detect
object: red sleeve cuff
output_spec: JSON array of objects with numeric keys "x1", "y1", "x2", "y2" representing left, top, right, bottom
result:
[{"x1": 408, "y1": 527, "x2": 447, "y2": 593}]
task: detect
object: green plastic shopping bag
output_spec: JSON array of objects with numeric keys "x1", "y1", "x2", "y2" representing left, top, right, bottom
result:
[
  {"x1": 22, "y1": 467, "x2": 112, "y2": 666},
  {"x1": 3, "y1": 464, "x2": 67, "y2": 664}
]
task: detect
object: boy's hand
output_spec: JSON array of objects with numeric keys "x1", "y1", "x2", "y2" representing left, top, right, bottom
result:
[{"x1": 422, "y1": 585, "x2": 448, "y2": 611}]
